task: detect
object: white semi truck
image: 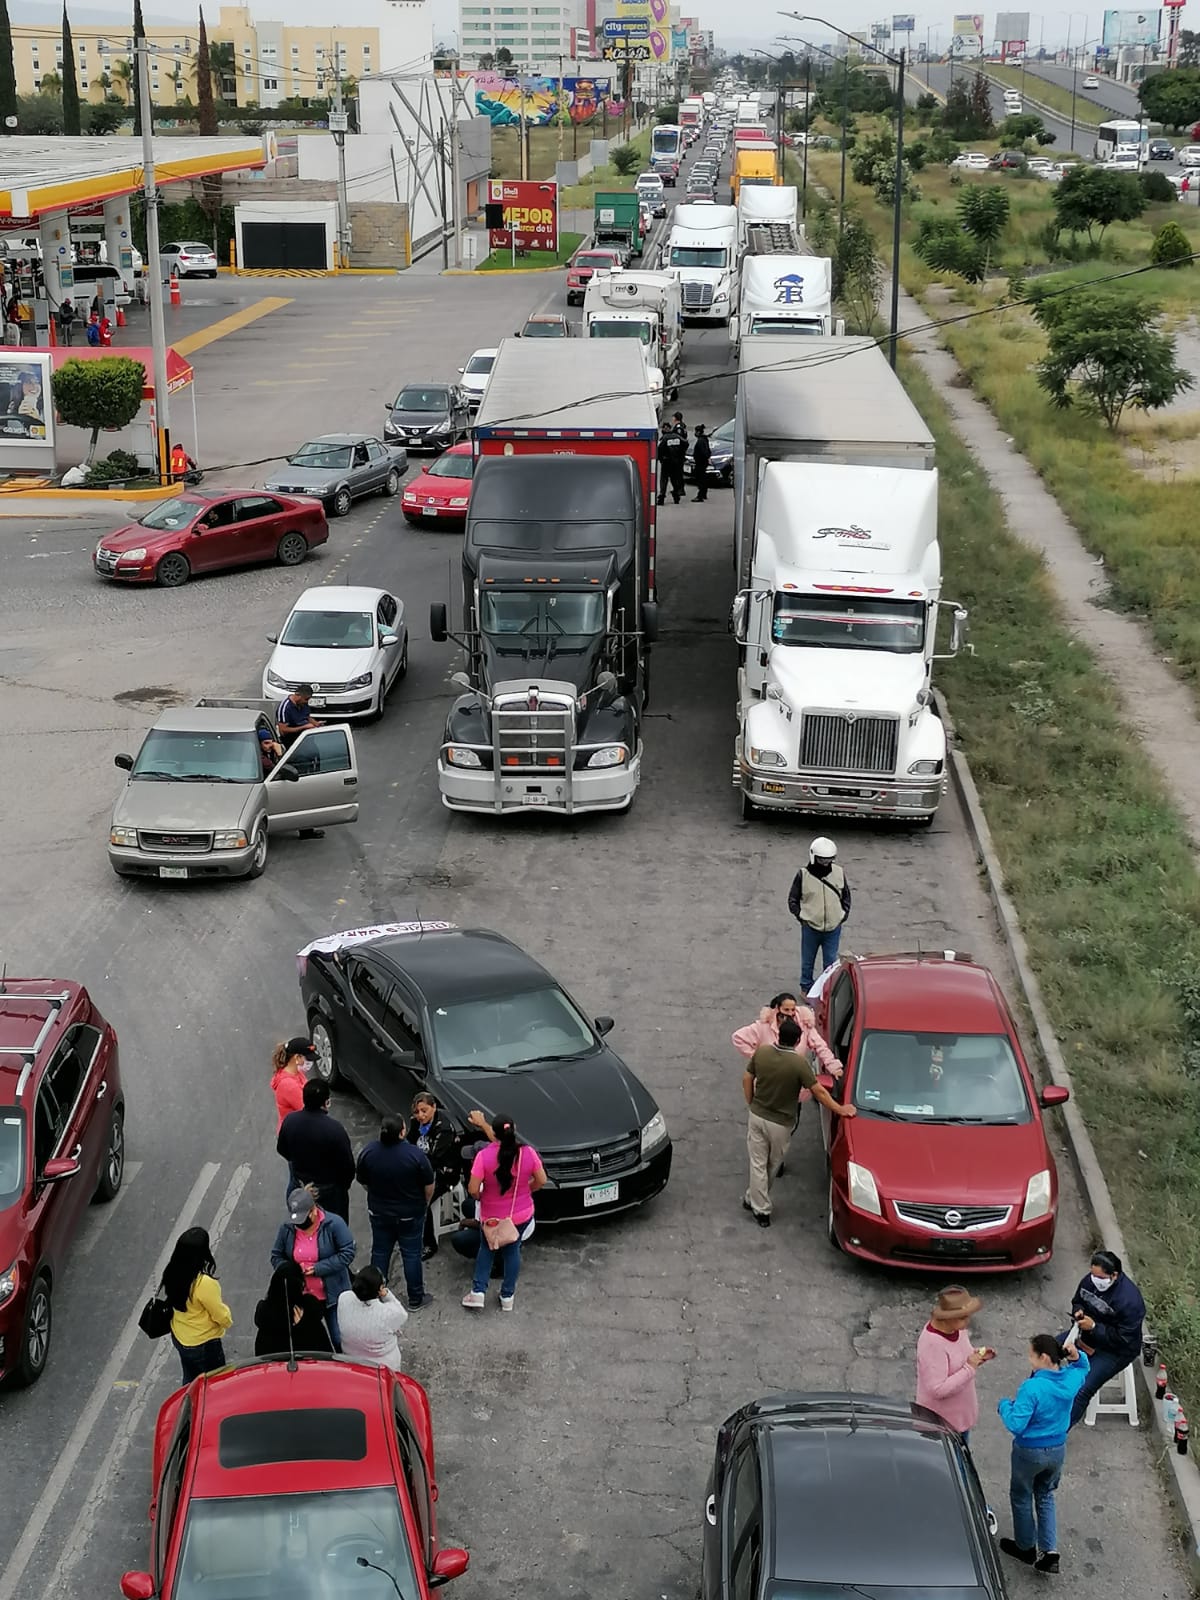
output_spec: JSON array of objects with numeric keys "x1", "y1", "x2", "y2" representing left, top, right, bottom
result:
[
  {"x1": 731, "y1": 255, "x2": 843, "y2": 345},
  {"x1": 736, "y1": 185, "x2": 802, "y2": 260},
  {"x1": 663, "y1": 203, "x2": 738, "y2": 324},
  {"x1": 583, "y1": 269, "x2": 683, "y2": 405}
]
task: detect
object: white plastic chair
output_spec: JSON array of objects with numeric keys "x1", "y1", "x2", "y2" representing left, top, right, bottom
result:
[{"x1": 1083, "y1": 1362, "x2": 1139, "y2": 1426}]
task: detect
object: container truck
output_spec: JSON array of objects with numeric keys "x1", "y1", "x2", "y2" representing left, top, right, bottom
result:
[
  {"x1": 663, "y1": 202, "x2": 738, "y2": 324},
  {"x1": 583, "y1": 268, "x2": 683, "y2": 404},
  {"x1": 731, "y1": 255, "x2": 843, "y2": 347},
  {"x1": 736, "y1": 99, "x2": 761, "y2": 129},
  {"x1": 430, "y1": 343, "x2": 660, "y2": 817},
  {"x1": 737, "y1": 185, "x2": 801, "y2": 258},
  {"x1": 731, "y1": 147, "x2": 778, "y2": 203},
  {"x1": 679, "y1": 96, "x2": 704, "y2": 130},
  {"x1": 593, "y1": 191, "x2": 645, "y2": 261}
]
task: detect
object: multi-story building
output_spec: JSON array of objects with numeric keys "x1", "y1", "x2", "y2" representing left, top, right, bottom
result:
[
  {"x1": 9, "y1": 5, "x2": 381, "y2": 108},
  {"x1": 458, "y1": 0, "x2": 582, "y2": 68}
]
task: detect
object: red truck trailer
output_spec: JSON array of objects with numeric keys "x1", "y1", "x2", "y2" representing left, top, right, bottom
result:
[{"x1": 471, "y1": 339, "x2": 661, "y2": 600}]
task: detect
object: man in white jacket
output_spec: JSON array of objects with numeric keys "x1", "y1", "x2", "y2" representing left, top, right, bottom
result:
[{"x1": 337, "y1": 1266, "x2": 409, "y2": 1372}]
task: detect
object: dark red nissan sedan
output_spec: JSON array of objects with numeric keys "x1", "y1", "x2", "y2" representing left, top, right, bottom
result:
[{"x1": 94, "y1": 489, "x2": 328, "y2": 588}]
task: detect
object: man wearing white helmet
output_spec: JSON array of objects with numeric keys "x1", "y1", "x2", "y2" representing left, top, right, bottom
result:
[{"x1": 788, "y1": 837, "x2": 852, "y2": 996}]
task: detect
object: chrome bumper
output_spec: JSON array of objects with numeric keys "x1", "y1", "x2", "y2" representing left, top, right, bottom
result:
[
  {"x1": 736, "y1": 747, "x2": 944, "y2": 819},
  {"x1": 438, "y1": 754, "x2": 640, "y2": 816}
]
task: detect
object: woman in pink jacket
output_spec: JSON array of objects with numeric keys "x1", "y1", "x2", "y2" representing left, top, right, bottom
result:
[
  {"x1": 916, "y1": 1285, "x2": 995, "y2": 1443},
  {"x1": 732, "y1": 992, "x2": 842, "y2": 1102}
]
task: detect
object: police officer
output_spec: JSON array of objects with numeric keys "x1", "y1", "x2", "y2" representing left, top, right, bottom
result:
[
  {"x1": 692, "y1": 423, "x2": 712, "y2": 502},
  {"x1": 658, "y1": 420, "x2": 688, "y2": 505}
]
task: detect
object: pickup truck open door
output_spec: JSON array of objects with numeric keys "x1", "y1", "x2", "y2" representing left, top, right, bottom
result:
[{"x1": 265, "y1": 725, "x2": 359, "y2": 832}]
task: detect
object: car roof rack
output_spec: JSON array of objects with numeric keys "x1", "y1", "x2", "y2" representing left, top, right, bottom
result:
[{"x1": 0, "y1": 989, "x2": 73, "y2": 1097}]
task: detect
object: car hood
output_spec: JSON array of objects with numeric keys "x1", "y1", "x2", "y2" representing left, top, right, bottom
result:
[
  {"x1": 461, "y1": 372, "x2": 491, "y2": 392},
  {"x1": 267, "y1": 644, "x2": 376, "y2": 682},
  {"x1": 264, "y1": 464, "x2": 343, "y2": 490},
  {"x1": 439, "y1": 1048, "x2": 655, "y2": 1151},
  {"x1": 409, "y1": 472, "x2": 469, "y2": 499},
  {"x1": 112, "y1": 780, "x2": 258, "y2": 831},
  {"x1": 101, "y1": 519, "x2": 180, "y2": 551},
  {"x1": 847, "y1": 1114, "x2": 1050, "y2": 1206},
  {"x1": 388, "y1": 408, "x2": 450, "y2": 429}
]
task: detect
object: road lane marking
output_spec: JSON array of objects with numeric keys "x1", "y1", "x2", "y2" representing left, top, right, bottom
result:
[
  {"x1": 76, "y1": 1160, "x2": 143, "y2": 1256},
  {"x1": 172, "y1": 297, "x2": 294, "y2": 358},
  {"x1": 0, "y1": 1162, "x2": 220, "y2": 1600},
  {"x1": 36, "y1": 1163, "x2": 253, "y2": 1600}
]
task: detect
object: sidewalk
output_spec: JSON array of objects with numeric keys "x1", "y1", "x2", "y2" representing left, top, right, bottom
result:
[{"x1": 897, "y1": 282, "x2": 1200, "y2": 853}]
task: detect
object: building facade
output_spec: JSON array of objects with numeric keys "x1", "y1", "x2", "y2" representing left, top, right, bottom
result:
[{"x1": 458, "y1": 1, "x2": 582, "y2": 68}]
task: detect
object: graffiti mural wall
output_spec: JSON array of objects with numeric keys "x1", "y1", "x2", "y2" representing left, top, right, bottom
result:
[{"x1": 473, "y1": 73, "x2": 618, "y2": 126}]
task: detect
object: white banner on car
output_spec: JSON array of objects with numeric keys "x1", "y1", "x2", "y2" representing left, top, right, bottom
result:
[{"x1": 297, "y1": 921, "x2": 457, "y2": 970}]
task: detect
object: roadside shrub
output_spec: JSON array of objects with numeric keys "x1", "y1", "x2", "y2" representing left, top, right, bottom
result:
[
  {"x1": 1140, "y1": 169, "x2": 1179, "y2": 204},
  {"x1": 609, "y1": 143, "x2": 639, "y2": 176},
  {"x1": 914, "y1": 216, "x2": 986, "y2": 283},
  {"x1": 1151, "y1": 219, "x2": 1194, "y2": 268},
  {"x1": 84, "y1": 449, "x2": 141, "y2": 485}
]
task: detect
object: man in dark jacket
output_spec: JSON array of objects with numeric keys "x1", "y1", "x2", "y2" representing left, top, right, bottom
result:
[
  {"x1": 788, "y1": 836, "x2": 852, "y2": 995},
  {"x1": 1067, "y1": 1248, "x2": 1146, "y2": 1426},
  {"x1": 407, "y1": 1090, "x2": 461, "y2": 1259},
  {"x1": 691, "y1": 423, "x2": 712, "y2": 503},
  {"x1": 357, "y1": 1116, "x2": 436, "y2": 1309},
  {"x1": 658, "y1": 422, "x2": 688, "y2": 505},
  {"x1": 276, "y1": 1079, "x2": 355, "y2": 1222}
]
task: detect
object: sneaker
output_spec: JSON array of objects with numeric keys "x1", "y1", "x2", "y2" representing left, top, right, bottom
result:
[
  {"x1": 461, "y1": 1290, "x2": 486, "y2": 1310},
  {"x1": 999, "y1": 1539, "x2": 1036, "y2": 1566},
  {"x1": 499, "y1": 1294, "x2": 515, "y2": 1311},
  {"x1": 408, "y1": 1292, "x2": 434, "y2": 1310},
  {"x1": 1035, "y1": 1552, "x2": 1060, "y2": 1574},
  {"x1": 421, "y1": 1242, "x2": 438, "y2": 1261},
  {"x1": 755, "y1": 1212, "x2": 771, "y2": 1229}
]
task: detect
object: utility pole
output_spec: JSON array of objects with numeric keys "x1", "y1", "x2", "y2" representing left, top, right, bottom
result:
[
  {"x1": 775, "y1": 69, "x2": 784, "y2": 183},
  {"x1": 800, "y1": 58, "x2": 811, "y2": 217},
  {"x1": 329, "y1": 74, "x2": 350, "y2": 270},
  {"x1": 447, "y1": 57, "x2": 465, "y2": 268},
  {"x1": 135, "y1": 39, "x2": 170, "y2": 483}
]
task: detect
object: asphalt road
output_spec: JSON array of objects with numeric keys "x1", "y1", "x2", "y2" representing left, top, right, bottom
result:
[{"x1": 0, "y1": 141, "x2": 1190, "y2": 1600}]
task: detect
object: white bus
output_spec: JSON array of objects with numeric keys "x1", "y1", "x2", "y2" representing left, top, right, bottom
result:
[{"x1": 1093, "y1": 119, "x2": 1148, "y2": 163}]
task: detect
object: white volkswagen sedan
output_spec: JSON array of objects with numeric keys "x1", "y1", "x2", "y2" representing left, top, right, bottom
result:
[
  {"x1": 459, "y1": 348, "x2": 499, "y2": 410},
  {"x1": 263, "y1": 586, "x2": 408, "y2": 722}
]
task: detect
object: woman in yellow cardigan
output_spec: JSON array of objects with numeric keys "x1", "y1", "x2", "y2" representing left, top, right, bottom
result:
[{"x1": 162, "y1": 1227, "x2": 232, "y2": 1384}]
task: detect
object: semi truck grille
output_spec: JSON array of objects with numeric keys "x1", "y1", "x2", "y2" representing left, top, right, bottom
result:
[
  {"x1": 682, "y1": 280, "x2": 715, "y2": 310},
  {"x1": 493, "y1": 695, "x2": 573, "y2": 772},
  {"x1": 541, "y1": 1131, "x2": 641, "y2": 1184},
  {"x1": 799, "y1": 712, "x2": 899, "y2": 775}
]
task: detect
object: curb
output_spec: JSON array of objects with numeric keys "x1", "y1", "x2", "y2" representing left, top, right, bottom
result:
[
  {"x1": 937, "y1": 690, "x2": 1200, "y2": 1587},
  {"x1": 444, "y1": 263, "x2": 567, "y2": 276},
  {"x1": 0, "y1": 484, "x2": 173, "y2": 516}
]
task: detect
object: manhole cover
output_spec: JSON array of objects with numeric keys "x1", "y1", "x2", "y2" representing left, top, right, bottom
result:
[{"x1": 113, "y1": 686, "x2": 187, "y2": 710}]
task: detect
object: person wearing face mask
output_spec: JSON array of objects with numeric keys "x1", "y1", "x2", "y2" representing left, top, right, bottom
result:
[
  {"x1": 732, "y1": 992, "x2": 842, "y2": 1108},
  {"x1": 788, "y1": 837, "x2": 852, "y2": 997},
  {"x1": 1066, "y1": 1249, "x2": 1145, "y2": 1427}
]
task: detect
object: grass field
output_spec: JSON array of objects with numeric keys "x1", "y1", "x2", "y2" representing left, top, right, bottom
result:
[
  {"x1": 491, "y1": 122, "x2": 629, "y2": 182},
  {"x1": 985, "y1": 61, "x2": 1107, "y2": 130},
  {"x1": 476, "y1": 230, "x2": 583, "y2": 271},
  {"x1": 558, "y1": 128, "x2": 653, "y2": 209},
  {"x1": 909, "y1": 346, "x2": 1200, "y2": 1415}
]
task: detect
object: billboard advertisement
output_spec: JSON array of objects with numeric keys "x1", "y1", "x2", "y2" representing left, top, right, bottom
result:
[
  {"x1": 892, "y1": 14, "x2": 916, "y2": 30},
  {"x1": 474, "y1": 74, "x2": 611, "y2": 126},
  {"x1": 1, "y1": 352, "x2": 53, "y2": 450},
  {"x1": 487, "y1": 179, "x2": 558, "y2": 252},
  {"x1": 951, "y1": 12, "x2": 985, "y2": 55},
  {"x1": 994, "y1": 10, "x2": 1029, "y2": 40},
  {"x1": 607, "y1": 0, "x2": 671, "y2": 59},
  {"x1": 1101, "y1": 8, "x2": 1162, "y2": 44},
  {"x1": 672, "y1": 26, "x2": 689, "y2": 54}
]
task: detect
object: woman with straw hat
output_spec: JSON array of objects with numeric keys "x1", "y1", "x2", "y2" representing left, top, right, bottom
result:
[{"x1": 916, "y1": 1285, "x2": 995, "y2": 1444}]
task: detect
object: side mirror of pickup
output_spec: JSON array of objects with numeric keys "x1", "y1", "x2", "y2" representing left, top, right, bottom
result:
[
  {"x1": 641, "y1": 600, "x2": 659, "y2": 643},
  {"x1": 430, "y1": 602, "x2": 448, "y2": 643},
  {"x1": 114, "y1": 752, "x2": 134, "y2": 771}
]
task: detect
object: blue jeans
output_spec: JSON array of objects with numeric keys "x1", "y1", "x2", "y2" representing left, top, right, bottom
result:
[
  {"x1": 472, "y1": 1217, "x2": 535, "y2": 1297},
  {"x1": 369, "y1": 1210, "x2": 426, "y2": 1303},
  {"x1": 801, "y1": 923, "x2": 842, "y2": 991},
  {"x1": 1009, "y1": 1442, "x2": 1064, "y2": 1553},
  {"x1": 1068, "y1": 1345, "x2": 1130, "y2": 1427},
  {"x1": 173, "y1": 1335, "x2": 226, "y2": 1385}
]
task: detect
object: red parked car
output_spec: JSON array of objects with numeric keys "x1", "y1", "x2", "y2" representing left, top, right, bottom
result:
[
  {"x1": 119, "y1": 1359, "x2": 469, "y2": 1600},
  {"x1": 93, "y1": 489, "x2": 329, "y2": 588},
  {"x1": 401, "y1": 442, "x2": 476, "y2": 526},
  {"x1": 566, "y1": 245, "x2": 623, "y2": 306},
  {"x1": 0, "y1": 980, "x2": 125, "y2": 1387},
  {"x1": 814, "y1": 953, "x2": 1069, "y2": 1273}
]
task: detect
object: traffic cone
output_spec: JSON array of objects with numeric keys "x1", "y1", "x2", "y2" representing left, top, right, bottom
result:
[
  {"x1": 115, "y1": 305, "x2": 126, "y2": 328},
  {"x1": 169, "y1": 272, "x2": 181, "y2": 308}
]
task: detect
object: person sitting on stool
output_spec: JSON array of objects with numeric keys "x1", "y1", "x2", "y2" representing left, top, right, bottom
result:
[{"x1": 1066, "y1": 1248, "x2": 1145, "y2": 1428}]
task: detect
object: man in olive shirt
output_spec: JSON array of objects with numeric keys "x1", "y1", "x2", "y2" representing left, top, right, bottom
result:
[{"x1": 743, "y1": 1016, "x2": 856, "y2": 1227}]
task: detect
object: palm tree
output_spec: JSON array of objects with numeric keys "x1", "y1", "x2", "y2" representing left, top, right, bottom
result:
[
  {"x1": 193, "y1": 37, "x2": 235, "y2": 102},
  {"x1": 111, "y1": 56, "x2": 133, "y2": 103},
  {"x1": 169, "y1": 61, "x2": 183, "y2": 99},
  {"x1": 97, "y1": 69, "x2": 111, "y2": 91},
  {"x1": 39, "y1": 69, "x2": 62, "y2": 94}
]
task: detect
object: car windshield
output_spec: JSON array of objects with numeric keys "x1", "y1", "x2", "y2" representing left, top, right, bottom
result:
[
  {"x1": 670, "y1": 246, "x2": 728, "y2": 267},
  {"x1": 280, "y1": 609, "x2": 374, "y2": 649},
  {"x1": 394, "y1": 388, "x2": 448, "y2": 412},
  {"x1": 589, "y1": 321, "x2": 653, "y2": 344},
  {"x1": 712, "y1": 421, "x2": 735, "y2": 446},
  {"x1": 465, "y1": 354, "x2": 495, "y2": 375},
  {"x1": 575, "y1": 253, "x2": 617, "y2": 269},
  {"x1": 0, "y1": 1114, "x2": 24, "y2": 1211},
  {"x1": 772, "y1": 594, "x2": 925, "y2": 652},
  {"x1": 853, "y1": 1030, "x2": 1032, "y2": 1123},
  {"x1": 132, "y1": 728, "x2": 262, "y2": 783},
  {"x1": 138, "y1": 495, "x2": 205, "y2": 531},
  {"x1": 171, "y1": 1488, "x2": 420, "y2": 1600},
  {"x1": 523, "y1": 321, "x2": 566, "y2": 337},
  {"x1": 481, "y1": 590, "x2": 604, "y2": 643},
  {"x1": 432, "y1": 984, "x2": 595, "y2": 1072},
  {"x1": 289, "y1": 443, "x2": 353, "y2": 469},
  {"x1": 426, "y1": 453, "x2": 475, "y2": 480}
]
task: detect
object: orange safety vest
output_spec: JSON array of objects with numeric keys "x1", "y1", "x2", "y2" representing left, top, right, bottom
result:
[{"x1": 170, "y1": 445, "x2": 188, "y2": 475}]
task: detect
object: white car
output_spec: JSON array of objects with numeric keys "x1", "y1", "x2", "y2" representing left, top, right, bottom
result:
[
  {"x1": 160, "y1": 240, "x2": 219, "y2": 280},
  {"x1": 1083, "y1": 75, "x2": 1099, "y2": 89},
  {"x1": 459, "y1": 348, "x2": 498, "y2": 410},
  {"x1": 953, "y1": 151, "x2": 990, "y2": 171},
  {"x1": 1107, "y1": 147, "x2": 1142, "y2": 171},
  {"x1": 635, "y1": 172, "x2": 667, "y2": 216},
  {"x1": 263, "y1": 586, "x2": 408, "y2": 722},
  {"x1": 1027, "y1": 156, "x2": 1054, "y2": 177},
  {"x1": 97, "y1": 241, "x2": 144, "y2": 275},
  {"x1": 1179, "y1": 145, "x2": 1200, "y2": 168}
]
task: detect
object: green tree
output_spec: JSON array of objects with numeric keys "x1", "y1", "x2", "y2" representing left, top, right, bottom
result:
[
  {"x1": 1150, "y1": 219, "x2": 1193, "y2": 268},
  {"x1": 0, "y1": 0, "x2": 17, "y2": 134},
  {"x1": 942, "y1": 73, "x2": 991, "y2": 139},
  {"x1": 1032, "y1": 291, "x2": 1193, "y2": 429},
  {"x1": 968, "y1": 71, "x2": 994, "y2": 135},
  {"x1": 654, "y1": 102, "x2": 679, "y2": 123},
  {"x1": 1140, "y1": 169, "x2": 1178, "y2": 204},
  {"x1": 18, "y1": 91, "x2": 63, "y2": 132},
  {"x1": 1053, "y1": 164, "x2": 1146, "y2": 243},
  {"x1": 999, "y1": 111, "x2": 1048, "y2": 148},
  {"x1": 38, "y1": 70, "x2": 62, "y2": 95},
  {"x1": 610, "y1": 142, "x2": 639, "y2": 175},
  {"x1": 84, "y1": 97, "x2": 126, "y2": 133},
  {"x1": 810, "y1": 203, "x2": 884, "y2": 333},
  {"x1": 914, "y1": 215, "x2": 986, "y2": 282},
  {"x1": 132, "y1": 0, "x2": 145, "y2": 135},
  {"x1": 475, "y1": 52, "x2": 495, "y2": 71},
  {"x1": 1138, "y1": 67, "x2": 1200, "y2": 131},
  {"x1": 957, "y1": 183, "x2": 1010, "y2": 269},
  {"x1": 111, "y1": 56, "x2": 133, "y2": 103},
  {"x1": 1179, "y1": 29, "x2": 1200, "y2": 67},
  {"x1": 495, "y1": 46, "x2": 513, "y2": 70},
  {"x1": 52, "y1": 356, "x2": 147, "y2": 462},
  {"x1": 196, "y1": 8, "x2": 216, "y2": 136},
  {"x1": 61, "y1": 7, "x2": 81, "y2": 135}
]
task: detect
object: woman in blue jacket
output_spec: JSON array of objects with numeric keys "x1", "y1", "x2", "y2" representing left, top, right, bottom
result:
[{"x1": 997, "y1": 1334, "x2": 1090, "y2": 1574}]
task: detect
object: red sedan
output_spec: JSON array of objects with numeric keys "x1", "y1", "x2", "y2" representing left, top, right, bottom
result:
[
  {"x1": 93, "y1": 490, "x2": 329, "y2": 588},
  {"x1": 119, "y1": 1358, "x2": 468, "y2": 1600},
  {"x1": 401, "y1": 442, "x2": 475, "y2": 527},
  {"x1": 814, "y1": 953, "x2": 1069, "y2": 1273}
]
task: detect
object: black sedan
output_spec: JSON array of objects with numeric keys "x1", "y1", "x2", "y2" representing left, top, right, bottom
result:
[
  {"x1": 702, "y1": 1394, "x2": 1005, "y2": 1600},
  {"x1": 1148, "y1": 138, "x2": 1176, "y2": 160},
  {"x1": 687, "y1": 417, "x2": 734, "y2": 487},
  {"x1": 298, "y1": 923, "x2": 672, "y2": 1221},
  {"x1": 383, "y1": 382, "x2": 472, "y2": 453}
]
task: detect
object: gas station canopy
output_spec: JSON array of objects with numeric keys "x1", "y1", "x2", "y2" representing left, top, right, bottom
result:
[{"x1": 0, "y1": 136, "x2": 266, "y2": 222}]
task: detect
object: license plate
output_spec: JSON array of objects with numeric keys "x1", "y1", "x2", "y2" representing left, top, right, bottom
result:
[
  {"x1": 524, "y1": 793, "x2": 550, "y2": 806},
  {"x1": 423, "y1": 505, "x2": 438, "y2": 516},
  {"x1": 158, "y1": 866, "x2": 188, "y2": 879},
  {"x1": 309, "y1": 696, "x2": 326, "y2": 707},
  {"x1": 762, "y1": 782, "x2": 786, "y2": 795},
  {"x1": 583, "y1": 1180, "x2": 619, "y2": 1208}
]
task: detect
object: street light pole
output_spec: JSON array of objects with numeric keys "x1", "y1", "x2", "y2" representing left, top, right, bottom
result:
[
  {"x1": 801, "y1": 56, "x2": 811, "y2": 218},
  {"x1": 135, "y1": 39, "x2": 170, "y2": 482}
]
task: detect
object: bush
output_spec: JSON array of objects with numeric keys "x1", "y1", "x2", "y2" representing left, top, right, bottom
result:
[
  {"x1": 914, "y1": 217, "x2": 987, "y2": 283},
  {"x1": 85, "y1": 449, "x2": 141, "y2": 486},
  {"x1": 610, "y1": 143, "x2": 639, "y2": 176},
  {"x1": 1151, "y1": 219, "x2": 1194, "y2": 268},
  {"x1": 1140, "y1": 169, "x2": 1179, "y2": 204},
  {"x1": 52, "y1": 357, "x2": 146, "y2": 460}
]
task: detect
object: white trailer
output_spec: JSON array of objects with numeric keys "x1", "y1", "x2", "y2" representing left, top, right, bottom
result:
[
  {"x1": 732, "y1": 254, "x2": 843, "y2": 346},
  {"x1": 736, "y1": 185, "x2": 801, "y2": 259}
]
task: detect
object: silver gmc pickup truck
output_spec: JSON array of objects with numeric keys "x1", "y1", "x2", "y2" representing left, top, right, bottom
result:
[{"x1": 108, "y1": 699, "x2": 359, "y2": 881}]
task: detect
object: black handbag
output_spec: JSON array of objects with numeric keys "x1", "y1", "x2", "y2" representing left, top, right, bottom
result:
[{"x1": 138, "y1": 1289, "x2": 173, "y2": 1340}]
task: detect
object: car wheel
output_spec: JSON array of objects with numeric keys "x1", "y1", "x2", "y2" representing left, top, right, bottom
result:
[
  {"x1": 382, "y1": 469, "x2": 401, "y2": 497},
  {"x1": 12, "y1": 1277, "x2": 51, "y2": 1387},
  {"x1": 330, "y1": 487, "x2": 353, "y2": 518},
  {"x1": 309, "y1": 1015, "x2": 341, "y2": 1087},
  {"x1": 93, "y1": 1109, "x2": 125, "y2": 1202},
  {"x1": 372, "y1": 675, "x2": 388, "y2": 723},
  {"x1": 740, "y1": 789, "x2": 757, "y2": 822},
  {"x1": 827, "y1": 1174, "x2": 842, "y2": 1252},
  {"x1": 721, "y1": 466, "x2": 733, "y2": 488},
  {"x1": 276, "y1": 531, "x2": 308, "y2": 567},
  {"x1": 403, "y1": 513, "x2": 421, "y2": 526},
  {"x1": 247, "y1": 823, "x2": 269, "y2": 878},
  {"x1": 396, "y1": 635, "x2": 409, "y2": 679},
  {"x1": 154, "y1": 551, "x2": 190, "y2": 587}
]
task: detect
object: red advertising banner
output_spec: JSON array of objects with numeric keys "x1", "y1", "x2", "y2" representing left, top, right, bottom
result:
[{"x1": 487, "y1": 179, "x2": 559, "y2": 253}]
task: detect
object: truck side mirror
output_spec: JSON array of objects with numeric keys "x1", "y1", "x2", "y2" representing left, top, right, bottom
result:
[
  {"x1": 430, "y1": 602, "x2": 448, "y2": 642},
  {"x1": 730, "y1": 590, "x2": 750, "y2": 644},
  {"x1": 450, "y1": 670, "x2": 472, "y2": 691},
  {"x1": 950, "y1": 606, "x2": 969, "y2": 654},
  {"x1": 641, "y1": 601, "x2": 659, "y2": 643}
]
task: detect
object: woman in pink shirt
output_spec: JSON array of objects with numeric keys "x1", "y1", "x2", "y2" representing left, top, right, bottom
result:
[
  {"x1": 915, "y1": 1285, "x2": 994, "y2": 1443},
  {"x1": 732, "y1": 992, "x2": 842, "y2": 1103},
  {"x1": 271, "y1": 1037, "x2": 315, "y2": 1131},
  {"x1": 461, "y1": 1111, "x2": 545, "y2": 1313}
]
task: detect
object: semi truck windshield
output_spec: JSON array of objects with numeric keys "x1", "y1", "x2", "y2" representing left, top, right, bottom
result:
[
  {"x1": 669, "y1": 246, "x2": 728, "y2": 267},
  {"x1": 482, "y1": 591, "x2": 605, "y2": 639},
  {"x1": 772, "y1": 594, "x2": 925, "y2": 652}
]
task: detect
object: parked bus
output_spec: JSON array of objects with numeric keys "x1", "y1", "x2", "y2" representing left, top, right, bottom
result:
[{"x1": 1093, "y1": 119, "x2": 1149, "y2": 163}]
